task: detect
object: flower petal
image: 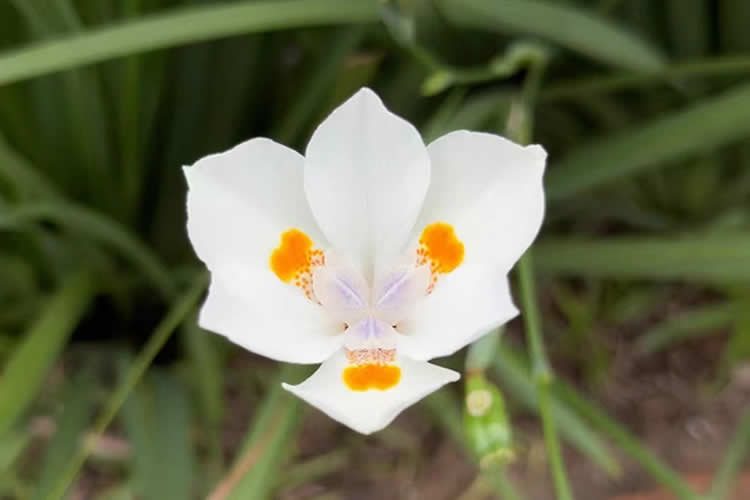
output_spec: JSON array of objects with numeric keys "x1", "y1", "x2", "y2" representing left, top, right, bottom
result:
[
  {"x1": 304, "y1": 88, "x2": 431, "y2": 281},
  {"x1": 185, "y1": 138, "x2": 340, "y2": 364},
  {"x1": 200, "y1": 271, "x2": 343, "y2": 363},
  {"x1": 312, "y1": 253, "x2": 369, "y2": 325},
  {"x1": 399, "y1": 131, "x2": 545, "y2": 360},
  {"x1": 415, "y1": 130, "x2": 546, "y2": 273},
  {"x1": 283, "y1": 351, "x2": 459, "y2": 434},
  {"x1": 397, "y1": 266, "x2": 518, "y2": 361},
  {"x1": 185, "y1": 138, "x2": 325, "y2": 273}
]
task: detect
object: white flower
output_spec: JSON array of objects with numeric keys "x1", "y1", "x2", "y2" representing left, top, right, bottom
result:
[{"x1": 184, "y1": 88, "x2": 546, "y2": 435}]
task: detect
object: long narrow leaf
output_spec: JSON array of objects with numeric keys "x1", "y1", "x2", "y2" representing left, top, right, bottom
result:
[
  {"x1": 547, "y1": 82, "x2": 750, "y2": 201},
  {"x1": 534, "y1": 237, "x2": 750, "y2": 281},
  {"x1": 438, "y1": 0, "x2": 664, "y2": 71},
  {"x1": 0, "y1": 269, "x2": 95, "y2": 437},
  {"x1": 0, "y1": 0, "x2": 378, "y2": 86}
]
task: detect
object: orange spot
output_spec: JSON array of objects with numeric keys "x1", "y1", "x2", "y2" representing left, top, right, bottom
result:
[
  {"x1": 270, "y1": 229, "x2": 313, "y2": 282},
  {"x1": 343, "y1": 364, "x2": 401, "y2": 391},
  {"x1": 419, "y1": 222, "x2": 464, "y2": 273}
]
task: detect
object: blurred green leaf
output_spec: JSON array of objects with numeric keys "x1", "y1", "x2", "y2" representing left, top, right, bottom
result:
[
  {"x1": 44, "y1": 271, "x2": 208, "y2": 500},
  {"x1": 535, "y1": 236, "x2": 750, "y2": 281},
  {"x1": 0, "y1": 0, "x2": 379, "y2": 86},
  {"x1": 0, "y1": 269, "x2": 95, "y2": 438},
  {"x1": 639, "y1": 302, "x2": 736, "y2": 353},
  {"x1": 121, "y1": 369, "x2": 194, "y2": 500},
  {"x1": 32, "y1": 364, "x2": 97, "y2": 500},
  {"x1": 0, "y1": 201, "x2": 175, "y2": 298},
  {"x1": 438, "y1": 0, "x2": 665, "y2": 71},
  {"x1": 547, "y1": 82, "x2": 750, "y2": 201}
]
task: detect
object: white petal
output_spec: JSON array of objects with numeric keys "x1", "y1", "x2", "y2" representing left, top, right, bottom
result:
[
  {"x1": 312, "y1": 254, "x2": 369, "y2": 325},
  {"x1": 398, "y1": 266, "x2": 518, "y2": 361},
  {"x1": 200, "y1": 270, "x2": 343, "y2": 364},
  {"x1": 374, "y1": 265, "x2": 431, "y2": 325},
  {"x1": 185, "y1": 138, "x2": 325, "y2": 272},
  {"x1": 185, "y1": 138, "x2": 339, "y2": 364},
  {"x1": 283, "y1": 351, "x2": 459, "y2": 434},
  {"x1": 415, "y1": 130, "x2": 546, "y2": 273},
  {"x1": 397, "y1": 131, "x2": 544, "y2": 360},
  {"x1": 304, "y1": 88, "x2": 430, "y2": 281}
]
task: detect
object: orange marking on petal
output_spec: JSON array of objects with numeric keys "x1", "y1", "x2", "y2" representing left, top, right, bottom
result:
[
  {"x1": 343, "y1": 364, "x2": 401, "y2": 391},
  {"x1": 270, "y1": 229, "x2": 313, "y2": 283},
  {"x1": 419, "y1": 222, "x2": 464, "y2": 274}
]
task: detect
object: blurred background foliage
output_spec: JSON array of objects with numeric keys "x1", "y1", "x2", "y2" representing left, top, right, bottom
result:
[{"x1": 0, "y1": 0, "x2": 749, "y2": 499}]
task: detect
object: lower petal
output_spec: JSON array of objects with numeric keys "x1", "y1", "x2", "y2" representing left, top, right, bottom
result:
[
  {"x1": 200, "y1": 269, "x2": 344, "y2": 364},
  {"x1": 396, "y1": 264, "x2": 518, "y2": 361},
  {"x1": 282, "y1": 351, "x2": 459, "y2": 434}
]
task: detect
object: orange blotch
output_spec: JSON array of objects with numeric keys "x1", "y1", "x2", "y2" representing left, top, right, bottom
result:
[
  {"x1": 343, "y1": 364, "x2": 401, "y2": 391},
  {"x1": 419, "y1": 222, "x2": 464, "y2": 273},
  {"x1": 270, "y1": 229, "x2": 313, "y2": 282}
]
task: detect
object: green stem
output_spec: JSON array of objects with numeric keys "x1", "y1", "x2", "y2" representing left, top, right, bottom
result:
[
  {"x1": 44, "y1": 271, "x2": 209, "y2": 500},
  {"x1": 510, "y1": 51, "x2": 573, "y2": 500},
  {"x1": 709, "y1": 409, "x2": 750, "y2": 500},
  {"x1": 517, "y1": 254, "x2": 573, "y2": 500}
]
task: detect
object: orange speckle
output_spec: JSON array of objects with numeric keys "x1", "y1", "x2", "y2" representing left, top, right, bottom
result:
[
  {"x1": 270, "y1": 229, "x2": 313, "y2": 282},
  {"x1": 419, "y1": 222, "x2": 464, "y2": 273},
  {"x1": 343, "y1": 364, "x2": 401, "y2": 391}
]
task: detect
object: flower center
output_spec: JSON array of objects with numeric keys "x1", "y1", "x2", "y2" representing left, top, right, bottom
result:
[{"x1": 269, "y1": 223, "x2": 465, "y2": 393}]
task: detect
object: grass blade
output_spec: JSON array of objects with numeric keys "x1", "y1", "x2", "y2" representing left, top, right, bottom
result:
[
  {"x1": 534, "y1": 237, "x2": 750, "y2": 282},
  {"x1": 0, "y1": 0, "x2": 378, "y2": 86},
  {"x1": 121, "y1": 369, "x2": 194, "y2": 500},
  {"x1": 438, "y1": 0, "x2": 664, "y2": 71},
  {"x1": 709, "y1": 410, "x2": 750, "y2": 500},
  {"x1": 32, "y1": 364, "x2": 97, "y2": 500},
  {"x1": 547, "y1": 82, "x2": 750, "y2": 201},
  {"x1": 0, "y1": 201, "x2": 175, "y2": 298},
  {"x1": 0, "y1": 269, "x2": 95, "y2": 438},
  {"x1": 638, "y1": 302, "x2": 736, "y2": 353},
  {"x1": 43, "y1": 271, "x2": 208, "y2": 500}
]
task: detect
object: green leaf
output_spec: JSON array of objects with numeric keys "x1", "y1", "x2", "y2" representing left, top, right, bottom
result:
[
  {"x1": 547, "y1": 82, "x2": 750, "y2": 201},
  {"x1": 32, "y1": 364, "x2": 97, "y2": 500},
  {"x1": 437, "y1": 0, "x2": 665, "y2": 71},
  {"x1": 0, "y1": 0, "x2": 378, "y2": 86},
  {"x1": 0, "y1": 269, "x2": 95, "y2": 438},
  {"x1": 43, "y1": 272, "x2": 208, "y2": 500},
  {"x1": 638, "y1": 302, "x2": 736, "y2": 353},
  {"x1": 0, "y1": 201, "x2": 175, "y2": 299},
  {"x1": 534, "y1": 236, "x2": 750, "y2": 282},
  {"x1": 121, "y1": 369, "x2": 194, "y2": 500}
]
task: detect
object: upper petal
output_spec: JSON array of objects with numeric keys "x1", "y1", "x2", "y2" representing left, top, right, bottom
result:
[
  {"x1": 185, "y1": 138, "x2": 341, "y2": 364},
  {"x1": 304, "y1": 88, "x2": 431, "y2": 281},
  {"x1": 399, "y1": 131, "x2": 545, "y2": 360},
  {"x1": 415, "y1": 130, "x2": 546, "y2": 273},
  {"x1": 282, "y1": 350, "x2": 459, "y2": 434},
  {"x1": 185, "y1": 138, "x2": 325, "y2": 271}
]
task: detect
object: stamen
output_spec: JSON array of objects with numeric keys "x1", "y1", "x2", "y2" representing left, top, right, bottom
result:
[{"x1": 343, "y1": 364, "x2": 401, "y2": 391}]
